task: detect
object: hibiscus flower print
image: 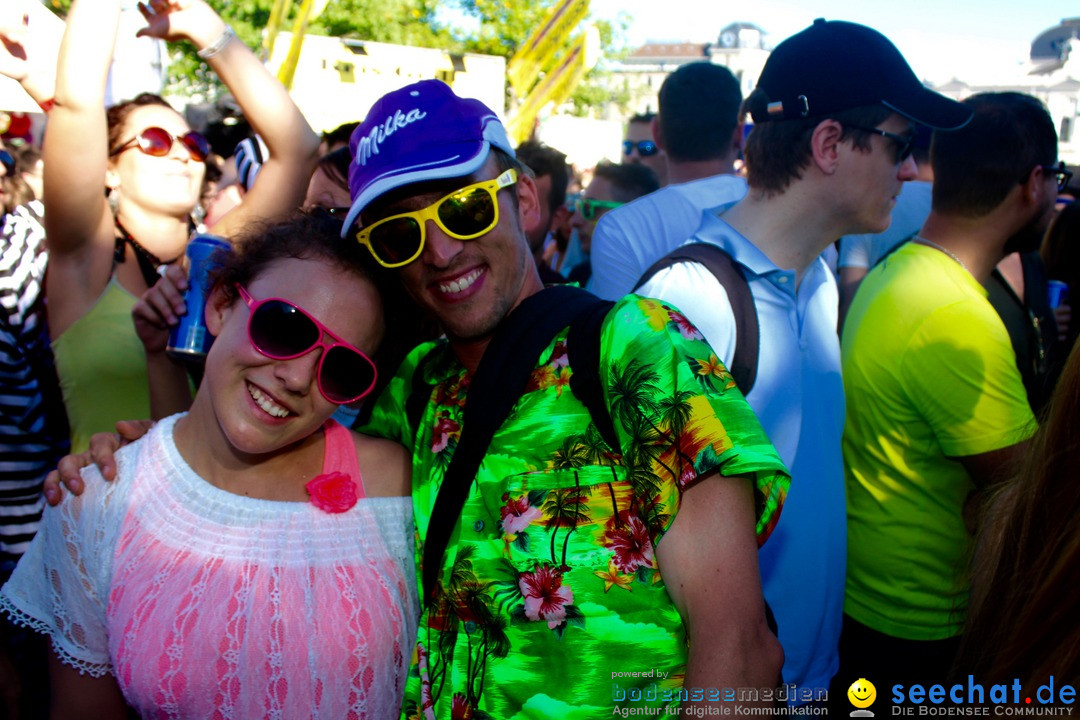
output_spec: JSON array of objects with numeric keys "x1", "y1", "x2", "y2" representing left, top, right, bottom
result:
[
  {"x1": 604, "y1": 514, "x2": 655, "y2": 573},
  {"x1": 519, "y1": 563, "x2": 574, "y2": 629},
  {"x1": 415, "y1": 644, "x2": 436, "y2": 718},
  {"x1": 450, "y1": 692, "x2": 472, "y2": 719},
  {"x1": 431, "y1": 414, "x2": 461, "y2": 454},
  {"x1": 550, "y1": 340, "x2": 569, "y2": 368},
  {"x1": 668, "y1": 309, "x2": 703, "y2": 340},
  {"x1": 500, "y1": 494, "x2": 541, "y2": 535}
]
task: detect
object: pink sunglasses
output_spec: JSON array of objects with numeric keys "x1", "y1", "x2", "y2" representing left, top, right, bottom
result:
[{"x1": 236, "y1": 284, "x2": 377, "y2": 404}]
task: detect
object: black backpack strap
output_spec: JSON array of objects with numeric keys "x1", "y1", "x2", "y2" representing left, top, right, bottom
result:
[
  {"x1": 566, "y1": 298, "x2": 618, "y2": 452},
  {"x1": 421, "y1": 285, "x2": 611, "y2": 603},
  {"x1": 635, "y1": 242, "x2": 759, "y2": 394}
]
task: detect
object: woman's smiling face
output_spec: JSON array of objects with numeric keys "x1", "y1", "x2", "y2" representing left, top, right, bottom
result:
[
  {"x1": 108, "y1": 104, "x2": 207, "y2": 219},
  {"x1": 196, "y1": 256, "x2": 383, "y2": 458}
]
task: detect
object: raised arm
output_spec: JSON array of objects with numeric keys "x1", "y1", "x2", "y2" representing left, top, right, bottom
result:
[
  {"x1": 136, "y1": 0, "x2": 320, "y2": 236},
  {"x1": 41, "y1": 0, "x2": 120, "y2": 260},
  {"x1": 0, "y1": 1, "x2": 62, "y2": 108}
]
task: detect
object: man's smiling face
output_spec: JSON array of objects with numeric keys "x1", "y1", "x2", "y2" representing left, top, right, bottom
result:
[{"x1": 366, "y1": 155, "x2": 543, "y2": 347}]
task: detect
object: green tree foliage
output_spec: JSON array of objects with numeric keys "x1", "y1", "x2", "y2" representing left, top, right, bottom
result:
[
  {"x1": 308, "y1": 0, "x2": 455, "y2": 48},
  {"x1": 450, "y1": 0, "x2": 549, "y2": 58},
  {"x1": 568, "y1": 70, "x2": 631, "y2": 118},
  {"x1": 568, "y1": 16, "x2": 633, "y2": 118}
]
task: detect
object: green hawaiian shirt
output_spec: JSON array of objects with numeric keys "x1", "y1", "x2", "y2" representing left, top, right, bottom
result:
[{"x1": 362, "y1": 295, "x2": 789, "y2": 720}]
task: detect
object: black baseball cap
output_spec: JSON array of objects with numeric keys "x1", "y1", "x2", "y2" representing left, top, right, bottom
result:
[{"x1": 751, "y1": 19, "x2": 972, "y2": 130}]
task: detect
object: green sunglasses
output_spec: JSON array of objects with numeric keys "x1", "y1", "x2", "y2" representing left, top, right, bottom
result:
[{"x1": 575, "y1": 197, "x2": 624, "y2": 221}]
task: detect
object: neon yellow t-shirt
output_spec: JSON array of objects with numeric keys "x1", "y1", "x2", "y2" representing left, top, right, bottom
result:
[{"x1": 841, "y1": 242, "x2": 1036, "y2": 640}]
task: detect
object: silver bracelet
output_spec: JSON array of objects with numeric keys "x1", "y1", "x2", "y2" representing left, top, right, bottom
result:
[{"x1": 197, "y1": 25, "x2": 236, "y2": 59}]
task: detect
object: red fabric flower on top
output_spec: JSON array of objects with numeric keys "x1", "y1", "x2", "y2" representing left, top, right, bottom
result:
[{"x1": 305, "y1": 472, "x2": 358, "y2": 513}]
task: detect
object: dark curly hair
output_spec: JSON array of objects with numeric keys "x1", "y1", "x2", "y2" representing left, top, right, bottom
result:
[{"x1": 210, "y1": 210, "x2": 379, "y2": 310}]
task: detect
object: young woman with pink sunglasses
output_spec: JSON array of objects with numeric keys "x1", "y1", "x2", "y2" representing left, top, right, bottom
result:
[
  {"x1": 1, "y1": 212, "x2": 417, "y2": 718},
  {"x1": 40, "y1": 0, "x2": 319, "y2": 453}
]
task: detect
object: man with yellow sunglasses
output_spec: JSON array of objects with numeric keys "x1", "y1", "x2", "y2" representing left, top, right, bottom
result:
[
  {"x1": 342, "y1": 79, "x2": 789, "y2": 718},
  {"x1": 354, "y1": 168, "x2": 518, "y2": 269}
]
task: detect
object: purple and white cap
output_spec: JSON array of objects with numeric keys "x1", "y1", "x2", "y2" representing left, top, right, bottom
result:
[{"x1": 341, "y1": 80, "x2": 515, "y2": 236}]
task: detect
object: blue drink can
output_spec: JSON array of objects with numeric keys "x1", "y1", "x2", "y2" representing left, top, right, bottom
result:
[
  {"x1": 1047, "y1": 280, "x2": 1069, "y2": 309},
  {"x1": 166, "y1": 234, "x2": 232, "y2": 361}
]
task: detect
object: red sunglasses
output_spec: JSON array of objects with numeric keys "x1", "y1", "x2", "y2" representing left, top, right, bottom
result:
[
  {"x1": 236, "y1": 285, "x2": 377, "y2": 405},
  {"x1": 110, "y1": 126, "x2": 210, "y2": 163}
]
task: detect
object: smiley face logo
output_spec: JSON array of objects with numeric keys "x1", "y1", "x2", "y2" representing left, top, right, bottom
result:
[{"x1": 848, "y1": 678, "x2": 877, "y2": 709}]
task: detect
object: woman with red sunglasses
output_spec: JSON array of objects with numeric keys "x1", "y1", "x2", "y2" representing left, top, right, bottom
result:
[
  {"x1": 40, "y1": 0, "x2": 320, "y2": 453},
  {"x1": 1, "y1": 212, "x2": 418, "y2": 718}
]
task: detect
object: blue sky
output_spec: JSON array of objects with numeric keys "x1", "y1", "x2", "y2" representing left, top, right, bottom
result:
[{"x1": 591, "y1": 0, "x2": 1079, "y2": 84}]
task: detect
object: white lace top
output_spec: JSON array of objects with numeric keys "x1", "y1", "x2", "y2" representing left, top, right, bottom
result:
[{"x1": 0, "y1": 414, "x2": 418, "y2": 719}]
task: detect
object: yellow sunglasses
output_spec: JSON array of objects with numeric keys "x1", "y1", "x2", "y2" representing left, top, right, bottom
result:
[{"x1": 356, "y1": 169, "x2": 518, "y2": 268}]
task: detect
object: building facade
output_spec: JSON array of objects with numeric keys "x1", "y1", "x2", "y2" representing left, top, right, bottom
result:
[{"x1": 610, "y1": 22, "x2": 769, "y2": 117}]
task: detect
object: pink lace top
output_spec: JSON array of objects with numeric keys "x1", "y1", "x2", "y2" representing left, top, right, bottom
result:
[{"x1": 0, "y1": 414, "x2": 418, "y2": 719}]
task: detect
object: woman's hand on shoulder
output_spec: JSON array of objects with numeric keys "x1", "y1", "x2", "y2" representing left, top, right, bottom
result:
[{"x1": 354, "y1": 434, "x2": 411, "y2": 499}]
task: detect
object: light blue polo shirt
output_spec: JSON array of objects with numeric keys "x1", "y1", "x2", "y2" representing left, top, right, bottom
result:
[{"x1": 637, "y1": 207, "x2": 846, "y2": 701}]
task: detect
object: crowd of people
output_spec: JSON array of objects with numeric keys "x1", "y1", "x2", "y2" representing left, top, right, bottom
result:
[{"x1": 0, "y1": 1, "x2": 1076, "y2": 718}]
